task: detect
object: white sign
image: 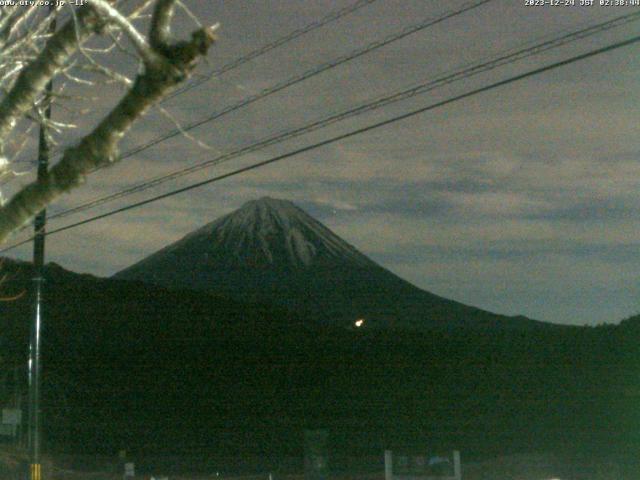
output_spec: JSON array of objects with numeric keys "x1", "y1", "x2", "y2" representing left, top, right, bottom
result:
[
  {"x1": 124, "y1": 462, "x2": 135, "y2": 477},
  {"x1": 385, "y1": 450, "x2": 462, "y2": 480},
  {"x1": 2, "y1": 408, "x2": 21, "y2": 425}
]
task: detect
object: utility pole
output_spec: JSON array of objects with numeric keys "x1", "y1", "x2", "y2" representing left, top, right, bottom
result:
[{"x1": 28, "y1": 7, "x2": 56, "y2": 480}]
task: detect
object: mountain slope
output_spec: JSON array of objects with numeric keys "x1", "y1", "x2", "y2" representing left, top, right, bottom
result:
[
  {"x1": 0, "y1": 260, "x2": 627, "y2": 458},
  {"x1": 115, "y1": 197, "x2": 548, "y2": 330},
  {"x1": 119, "y1": 197, "x2": 376, "y2": 271}
]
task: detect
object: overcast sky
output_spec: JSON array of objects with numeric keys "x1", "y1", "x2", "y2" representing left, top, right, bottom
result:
[{"x1": 4, "y1": 0, "x2": 640, "y2": 326}]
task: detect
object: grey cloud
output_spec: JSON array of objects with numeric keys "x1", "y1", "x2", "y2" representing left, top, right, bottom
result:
[
  {"x1": 6, "y1": 0, "x2": 640, "y2": 326},
  {"x1": 373, "y1": 239, "x2": 640, "y2": 265}
]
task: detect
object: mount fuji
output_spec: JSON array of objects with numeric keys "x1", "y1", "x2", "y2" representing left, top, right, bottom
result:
[{"x1": 114, "y1": 197, "x2": 546, "y2": 330}]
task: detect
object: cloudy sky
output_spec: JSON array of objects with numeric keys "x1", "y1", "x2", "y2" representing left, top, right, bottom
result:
[{"x1": 4, "y1": 0, "x2": 640, "y2": 326}]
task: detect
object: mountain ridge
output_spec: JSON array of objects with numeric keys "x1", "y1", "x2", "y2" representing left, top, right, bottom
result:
[
  {"x1": 125, "y1": 197, "x2": 376, "y2": 271},
  {"x1": 115, "y1": 197, "x2": 550, "y2": 331}
]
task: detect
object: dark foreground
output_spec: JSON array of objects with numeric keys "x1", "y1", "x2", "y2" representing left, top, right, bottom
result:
[{"x1": 1, "y1": 447, "x2": 639, "y2": 480}]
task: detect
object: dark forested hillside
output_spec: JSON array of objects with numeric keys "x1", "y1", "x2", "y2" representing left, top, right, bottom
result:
[{"x1": 0, "y1": 258, "x2": 636, "y2": 463}]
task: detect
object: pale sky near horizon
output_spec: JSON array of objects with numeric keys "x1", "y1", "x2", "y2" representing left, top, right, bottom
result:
[{"x1": 3, "y1": 0, "x2": 640, "y2": 326}]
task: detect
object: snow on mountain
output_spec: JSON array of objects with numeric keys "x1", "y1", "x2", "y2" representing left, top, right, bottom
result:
[
  {"x1": 175, "y1": 197, "x2": 376, "y2": 269},
  {"x1": 115, "y1": 197, "x2": 546, "y2": 330}
]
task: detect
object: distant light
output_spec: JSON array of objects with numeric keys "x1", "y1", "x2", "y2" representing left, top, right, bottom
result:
[{"x1": 355, "y1": 319, "x2": 364, "y2": 328}]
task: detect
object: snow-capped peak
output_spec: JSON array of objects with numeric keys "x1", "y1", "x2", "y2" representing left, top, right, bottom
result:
[{"x1": 158, "y1": 197, "x2": 376, "y2": 269}]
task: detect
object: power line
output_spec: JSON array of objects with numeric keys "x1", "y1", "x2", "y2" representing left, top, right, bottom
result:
[
  {"x1": 88, "y1": 0, "x2": 494, "y2": 169},
  {"x1": 44, "y1": 9, "x2": 640, "y2": 224},
  {"x1": 3, "y1": 31, "x2": 639, "y2": 253},
  {"x1": 3, "y1": 0, "x2": 497, "y2": 246},
  {"x1": 11, "y1": 0, "x2": 498, "y2": 225},
  {"x1": 16, "y1": 0, "x2": 380, "y2": 166},
  {"x1": 164, "y1": 0, "x2": 381, "y2": 102}
]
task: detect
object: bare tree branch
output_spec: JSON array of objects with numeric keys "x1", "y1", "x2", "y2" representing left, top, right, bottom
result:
[
  {"x1": 150, "y1": 0, "x2": 177, "y2": 49},
  {"x1": 0, "y1": 4, "x2": 218, "y2": 243},
  {"x1": 0, "y1": 7, "x2": 104, "y2": 155},
  {"x1": 89, "y1": 0, "x2": 161, "y2": 66}
]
